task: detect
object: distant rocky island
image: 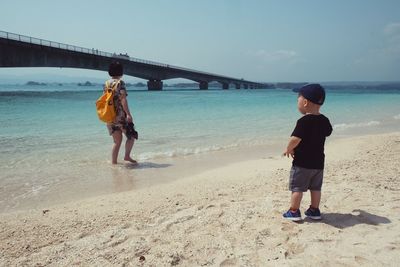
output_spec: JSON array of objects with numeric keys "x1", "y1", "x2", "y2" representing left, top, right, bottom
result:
[
  {"x1": 258, "y1": 82, "x2": 400, "y2": 90},
  {"x1": 127, "y1": 82, "x2": 147, "y2": 87},
  {"x1": 26, "y1": 81, "x2": 47, "y2": 86},
  {"x1": 77, "y1": 81, "x2": 95, "y2": 86},
  {"x1": 321, "y1": 82, "x2": 400, "y2": 90}
]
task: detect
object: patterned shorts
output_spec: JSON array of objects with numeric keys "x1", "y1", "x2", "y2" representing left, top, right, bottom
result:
[{"x1": 107, "y1": 123, "x2": 137, "y2": 140}]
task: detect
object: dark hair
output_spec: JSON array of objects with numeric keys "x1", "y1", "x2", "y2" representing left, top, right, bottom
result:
[{"x1": 108, "y1": 61, "x2": 123, "y2": 77}]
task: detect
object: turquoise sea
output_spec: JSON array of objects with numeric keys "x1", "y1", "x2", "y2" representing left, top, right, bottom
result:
[{"x1": 1, "y1": 84, "x2": 400, "y2": 212}]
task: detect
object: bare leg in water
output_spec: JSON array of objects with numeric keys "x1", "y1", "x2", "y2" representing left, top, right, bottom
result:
[
  {"x1": 111, "y1": 131, "x2": 122, "y2": 164},
  {"x1": 124, "y1": 138, "x2": 136, "y2": 163}
]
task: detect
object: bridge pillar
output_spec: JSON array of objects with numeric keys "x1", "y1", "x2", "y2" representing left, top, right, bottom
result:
[
  {"x1": 222, "y1": 83, "x2": 229, "y2": 90},
  {"x1": 147, "y1": 80, "x2": 163, "y2": 90},
  {"x1": 199, "y1": 81, "x2": 208, "y2": 90},
  {"x1": 235, "y1": 84, "x2": 240, "y2": 89},
  {"x1": 244, "y1": 84, "x2": 249, "y2": 89}
]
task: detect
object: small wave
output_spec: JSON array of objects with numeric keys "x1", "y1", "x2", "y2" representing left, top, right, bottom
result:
[
  {"x1": 334, "y1": 121, "x2": 380, "y2": 130},
  {"x1": 136, "y1": 143, "x2": 243, "y2": 161},
  {"x1": 137, "y1": 145, "x2": 224, "y2": 160}
]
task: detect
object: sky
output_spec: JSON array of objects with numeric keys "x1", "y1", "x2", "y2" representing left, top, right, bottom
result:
[{"x1": 0, "y1": 0, "x2": 400, "y2": 83}]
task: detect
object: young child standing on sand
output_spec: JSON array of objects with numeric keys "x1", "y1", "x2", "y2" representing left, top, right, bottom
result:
[{"x1": 283, "y1": 84, "x2": 332, "y2": 221}]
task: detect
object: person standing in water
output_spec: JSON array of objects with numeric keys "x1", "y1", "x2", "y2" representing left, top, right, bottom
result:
[{"x1": 105, "y1": 61, "x2": 137, "y2": 164}]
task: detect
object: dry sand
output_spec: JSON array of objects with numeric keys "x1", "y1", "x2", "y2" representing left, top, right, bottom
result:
[{"x1": 1, "y1": 133, "x2": 399, "y2": 266}]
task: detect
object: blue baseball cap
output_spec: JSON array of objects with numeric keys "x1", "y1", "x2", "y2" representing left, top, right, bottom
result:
[{"x1": 293, "y1": 83, "x2": 325, "y2": 105}]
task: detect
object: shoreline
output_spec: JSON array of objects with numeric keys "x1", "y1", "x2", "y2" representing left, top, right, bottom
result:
[{"x1": 0, "y1": 132, "x2": 399, "y2": 265}]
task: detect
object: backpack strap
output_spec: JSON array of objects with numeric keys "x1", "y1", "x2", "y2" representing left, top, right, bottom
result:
[
  {"x1": 104, "y1": 80, "x2": 120, "y2": 92},
  {"x1": 104, "y1": 80, "x2": 110, "y2": 92},
  {"x1": 112, "y1": 80, "x2": 121, "y2": 91}
]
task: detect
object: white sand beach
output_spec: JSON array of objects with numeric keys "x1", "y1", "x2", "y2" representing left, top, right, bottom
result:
[{"x1": 0, "y1": 132, "x2": 399, "y2": 266}]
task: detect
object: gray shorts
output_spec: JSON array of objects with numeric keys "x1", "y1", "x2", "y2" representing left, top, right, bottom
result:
[{"x1": 289, "y1": 165, "x2": 324, "y2": 192}]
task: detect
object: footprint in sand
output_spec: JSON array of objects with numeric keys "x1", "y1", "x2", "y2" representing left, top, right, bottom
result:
[
  {"x1": 220, "y1": 257, "x2": 238, "y2": 266},
  {"x1": 355, "y1": 256, "x2": 368, "y2": 264},
  {"x1": 109, "y1": 236, "x2": 129, "y2": 248},
  {"x1": 255, "y1": 235, "x2": 265, "y2": 247},
  {"x1": 285, "y1": 243, "x2": 305, "y2": 258},
  {"x1": 258, "y1": 228, "x2": 271, "y2": 237},
  {"x1": 161, "y1": 207, "x2": 197, "y2": 231},
  {"x1": 281, "y1": 223, "x2": 296, "y2": 232}
]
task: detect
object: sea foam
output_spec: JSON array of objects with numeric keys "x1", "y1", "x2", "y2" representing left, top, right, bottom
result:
[{"x1": 334, "y1": 121, "x2": 381, "y2": 130}]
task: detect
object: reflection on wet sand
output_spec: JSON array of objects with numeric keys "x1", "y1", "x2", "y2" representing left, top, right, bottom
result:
[
  {"x1": 126, "y1": 162, "x2": 172, "y2": 170},
  {"x1": 111, "y1": 162, "x2": 172, "y2": 192}
]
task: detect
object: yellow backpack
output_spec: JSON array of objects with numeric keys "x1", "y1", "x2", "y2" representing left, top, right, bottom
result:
[{"x1": 96, "y1": 80, "x2": 120, "y2": 123}]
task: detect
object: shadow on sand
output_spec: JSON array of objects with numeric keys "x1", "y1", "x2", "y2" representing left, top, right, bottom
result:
[
  {"x1": 308, "y1": 209, "x2": 391, "y2": 229},
  {"x1": 124, "y1": 162, "x2": 172, "y2": 170}
]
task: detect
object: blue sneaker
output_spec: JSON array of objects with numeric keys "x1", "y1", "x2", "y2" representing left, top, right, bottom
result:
[
  {"x1": 283, "y1": 209, "x2": 302, "y2": 221},
  {"x1": 305, "y1": 206, "x2": 322, "y2": 220}
]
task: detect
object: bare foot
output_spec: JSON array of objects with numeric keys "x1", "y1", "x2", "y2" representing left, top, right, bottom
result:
[{"x1": 124, "y1": 157, "x2": 138, "y2": 164}]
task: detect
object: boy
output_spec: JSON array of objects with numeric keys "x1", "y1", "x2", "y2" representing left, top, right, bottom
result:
[{"x1": 283, "y1": 84, "x2": 332, "y2": 221}]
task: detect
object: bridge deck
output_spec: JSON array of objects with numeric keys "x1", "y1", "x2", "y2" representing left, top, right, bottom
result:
[{"x1": 0, "y1": 30, "x2": 265, "y2": 90}]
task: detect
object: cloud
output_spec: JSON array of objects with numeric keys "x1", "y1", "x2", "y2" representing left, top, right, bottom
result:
[
  {"x1": 383, "y1": 22, "x2": 400, "y2": 55},
  {"x1": 352, "y1": 22, "x2": 400, "y2": 80},
  {"x1": 244, "y1": 49, "x2": 307, "y2": 81},
  {"x1": 384, "y1": 23, "x2": 400, "y2": 37},
  {"x1": 383, "y1": 22, "x2": 400, "y2": 49},
  {"x1": 254, "y1": 49, "x2": 298, "y2": 62}
]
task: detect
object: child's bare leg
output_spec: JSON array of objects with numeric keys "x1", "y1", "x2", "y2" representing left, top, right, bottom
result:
[
  {"x1": 290, "y1": 191, "x2": 303, "y2": 210},
  {"x1": 124, "y1": 138, "x2": 136, "y2": 163},
  {"x1": 112, "y1": 131, "x2": 123, "y2": 164},
  {"x1": 310, "y1": 190, "x2": 321, "y2": 209}
]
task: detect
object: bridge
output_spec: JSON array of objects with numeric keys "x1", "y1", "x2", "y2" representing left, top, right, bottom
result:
[{"x1": 0, "y1": 30, "x2": 265, "y2": 90}]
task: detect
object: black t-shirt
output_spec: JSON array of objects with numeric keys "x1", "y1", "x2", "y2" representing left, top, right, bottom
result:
[{"x1": 291, "y1": 114, "x2": 332, "y2": 169}]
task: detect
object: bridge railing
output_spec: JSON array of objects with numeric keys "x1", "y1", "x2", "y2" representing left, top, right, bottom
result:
[
  {"x1": 0, "y1": 30, "x2": 172, "y2": 67},
  {"x1": 0, "y1": 30, "x2": 260, "y2": 85}
]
